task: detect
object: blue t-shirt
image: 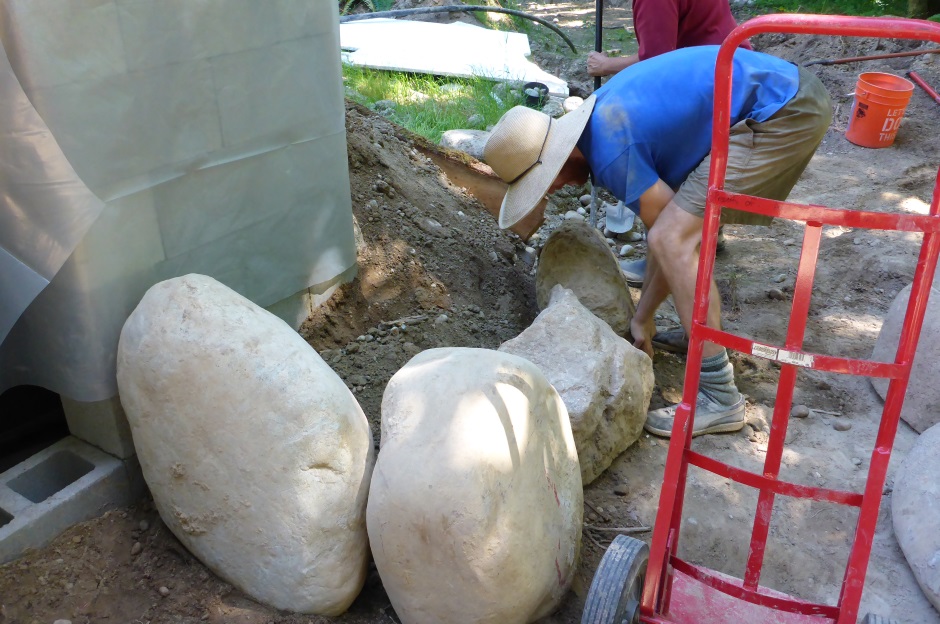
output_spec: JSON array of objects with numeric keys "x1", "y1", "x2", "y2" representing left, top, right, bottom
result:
[{"x1": 576, "y1": 46, "x2": 799, "y2": 214}]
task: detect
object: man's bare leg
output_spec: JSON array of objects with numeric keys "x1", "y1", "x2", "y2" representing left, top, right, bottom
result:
[{"x1": 642, "y1": 200, "x2": 745, "y2": 437}]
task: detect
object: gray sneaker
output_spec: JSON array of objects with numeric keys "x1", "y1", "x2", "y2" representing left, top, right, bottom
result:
[
  {"x1": 644, "y1": 392, "x2": 746, "y2": 438},
  {"x1": 620, "y1": 257, "x2": 647, "y2": 288}
]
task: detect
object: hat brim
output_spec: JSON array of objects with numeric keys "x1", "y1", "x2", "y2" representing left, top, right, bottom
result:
[{"x1": 498, "y1": 95, "x2": 596, "y2": 230}]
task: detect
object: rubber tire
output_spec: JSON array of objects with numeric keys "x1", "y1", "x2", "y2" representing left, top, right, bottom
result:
[
  {"x1": 861, "y1": 614, "x2": 901, "y2": 624},
  {"x1": 581, "y1": 535, "x2": 649, "y2": 624}
]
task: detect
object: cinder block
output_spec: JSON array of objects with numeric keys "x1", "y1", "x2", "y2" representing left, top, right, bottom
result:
[
  {"x1": 0, "y1": 437, "x2": 145, "y2": 564},
  {"x1": 61, "y1": 395, "x2": 136, "y2": 459}
]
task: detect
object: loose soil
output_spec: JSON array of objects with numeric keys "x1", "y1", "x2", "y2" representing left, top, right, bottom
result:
[{"x1": 3, "y1": 5, "x2": 940, "y2": 623}]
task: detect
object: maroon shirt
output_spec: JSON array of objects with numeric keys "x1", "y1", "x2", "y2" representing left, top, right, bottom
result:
[{"x1": 633, "y1": 0, "x2": 752, "y2": 60}]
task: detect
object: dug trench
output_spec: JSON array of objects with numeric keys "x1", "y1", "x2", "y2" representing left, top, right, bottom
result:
[{"x1": 1, "y1": 21, "x2": 939, "y2": 624}]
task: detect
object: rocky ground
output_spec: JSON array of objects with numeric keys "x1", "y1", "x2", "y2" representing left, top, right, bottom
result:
[{"x1": 3, "y1": 3, "x2": 940, "y2": 623}]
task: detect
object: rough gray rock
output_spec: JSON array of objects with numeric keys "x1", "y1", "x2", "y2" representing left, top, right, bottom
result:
[
  {"x1": 439, "y1": 129, "x2": 490, "y2": 160},
  {"x1": 871, "y1": 283, "x2": 940, "y2": 432},
  {"x1": 892, "y1": 422, "x2": 940, "y2": 611},
  {"x1": 500, "y1": 286, "x2": 654, "y2": 484},
  {"x1": 116, "y1": 274, "x2": 374, "y2": 615},
  {"x1": 368, "y1": 347, "x2": 581, "y2": 624},
  {"x1": 536, "y1": 220, "x2": 635, "y2": 335}
]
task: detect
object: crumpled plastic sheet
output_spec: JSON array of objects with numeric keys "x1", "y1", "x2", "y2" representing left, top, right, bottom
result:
[{"x1": 0, "y1": 0, "x2": 356, "y2": 401}]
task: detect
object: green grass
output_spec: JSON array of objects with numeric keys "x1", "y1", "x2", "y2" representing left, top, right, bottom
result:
[
  {"x1": 749, "y1": 0, "x2": 907, "y2": 16},
  {"x1": 342, "y1": 64, "x2": 526, "y2": 142}
]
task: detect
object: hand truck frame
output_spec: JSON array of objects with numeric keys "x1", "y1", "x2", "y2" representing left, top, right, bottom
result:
[{"x1": 582, "y1": 13, "x2": 940, "y2": 624}]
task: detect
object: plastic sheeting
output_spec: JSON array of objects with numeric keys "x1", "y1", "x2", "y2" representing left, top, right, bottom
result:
[{"x1": 0, "y1": 0, "x2": 357, "y2": 401}]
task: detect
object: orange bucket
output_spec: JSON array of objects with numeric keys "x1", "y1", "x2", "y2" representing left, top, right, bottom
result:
[{"x1": 845, "y1": 72, "x2": 914, "y2": 148}]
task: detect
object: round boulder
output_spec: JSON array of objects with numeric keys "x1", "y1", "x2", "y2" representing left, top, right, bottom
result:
[
  {"x1": 536, "y1": 220, "x2": 635, "y2": 335},
  {"x1": 116, "y1": 274, "x2": 374, "y2": 615},
  {"x1": 369, "y1": 348, "x2": 582, "y2": 624},
  {"x1": 870, "y1": 283, "x2": 940, "y2": 432},
  {"x1": 892, "y1": 422, "x2": 940, "y2": 611}
]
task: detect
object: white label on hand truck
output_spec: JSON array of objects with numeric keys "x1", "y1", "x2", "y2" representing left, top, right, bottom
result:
[
  {"x1": 778, "y1": 349, "x2": 814, "y2": 367},
  {"x1": 750, "y1": 343, "x2": 815, "y2": 368}
]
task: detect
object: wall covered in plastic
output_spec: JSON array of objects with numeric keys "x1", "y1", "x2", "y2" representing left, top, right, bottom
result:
[{"x1": 0, "y1": 0, "x2": 356, "y2": 401}]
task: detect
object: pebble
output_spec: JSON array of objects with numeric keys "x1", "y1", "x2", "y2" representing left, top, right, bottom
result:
[
  {"x1": 852, "y1": 457, "x2": 863, "y2": 466},
  {"x1": 131, "y1": 542, "x2": 143, "y2": 556},
  {"x1": 434, "y1": 314, "x2": 449, "y2": 324},
  {"x1": 783, "y1": 239, "x2": 796, "y2": 246},
  {"x1": 767, "y1": 288, "x2": 787, "y2": 300},
  {"x1": 619, "y1": 244, "x2": 634, "y2": 257},
  {"x1": 579, "y1": 194, "x2": 592, "y2": 206},
  {"x1": 139, "y1": 519, "x2": 150, "y2": 532},
  {"x1": 577, "y1": 207, "x2": 587, "y2": 216},
  {"x1": 467, "y1": 113, "x2": 484, "y2": 126},
  {"x1": 853, "y1": 237, "x2": 863, "y2": 245},
  {"x1": 346, "y1": 342, "x2": 359, "y2": 354},
  {"x1": 791, "y1": 404, "x2": 811, "y2": 418},
  {"x1": 833, "y1": 420, "x2": 852, "y2": 432},
  {"x1": 159, "y1": 586, "x2": 171, "y2": 597},
  {"x1": 613, "y1": 487, "x2": 628, "y2": 496},
  {"x1": 349, "y1": 374, "x2": 367, "y2": 386},
  {"x1": 625, "y1": 231, "x2": 644, "y2": 242},
  {"x1": 564, "y1": 211, "x2": 584, "y2": 221},
  {"x1": 71, "y1": 535, "x2": 82, "y2": 544},
  {"x1": 774, "y1": 273, "x2": 787, "y2": 283}
]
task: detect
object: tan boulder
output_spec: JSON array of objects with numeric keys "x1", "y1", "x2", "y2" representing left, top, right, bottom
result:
[
  {"x1": 500, "y1": 286, "x2": 653, "y2": 484},
  {"x1": 870, "y1": 283, "x2": 940, "y2": 432},
  {"x1": 368, "y1": 347, "x2": 582, "y2": 624},
  {"x1": 116, "y1": 274, "x2": 374, "y2": 615},
  {"x1": 536, "y1": 220, "x2": 635, "y2": 335},
  {"x1": 892, "y1": 422, "x2": 940, "y2": 611}
]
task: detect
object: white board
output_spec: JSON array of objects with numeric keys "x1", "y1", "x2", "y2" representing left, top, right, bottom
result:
[{"x1": 340, "y1": 18, "x2": 568, "y2": 96}]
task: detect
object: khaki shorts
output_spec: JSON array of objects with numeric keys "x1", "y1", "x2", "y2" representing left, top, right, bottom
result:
[{"x1": 673, "y1": 67, "x2": 833, "y2": 225}]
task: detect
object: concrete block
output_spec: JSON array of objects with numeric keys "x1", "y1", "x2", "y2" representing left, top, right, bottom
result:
[
  {"x1": 211, "y1": 38, "x2": 339, "y2": 149},
  {"x1": 61, "y1": 395, "x2": 136, "y2": 459},
  {"x1": 30, "y1": 59, "x2": 223, "y2": 198},
  {"x1": 116, "y1": 0, "x2": 332, "y2": 72},
  {"x1": 1, "y1": 0, "x2": 127, "y2": 89},
  {"x1": 0, "y1": 437, "x2": 145, "y2": 564}
]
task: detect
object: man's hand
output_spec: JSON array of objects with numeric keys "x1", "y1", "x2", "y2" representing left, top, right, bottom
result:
[
  {"x1": 630, "y1": 315, "x2": 656, "y2": 358},
  {"x1": 587, "y1": 51, "x2": 612, "y2": 77},
  {"x1": 587, "y1": 52, "x2": 640, "y2": 78}
]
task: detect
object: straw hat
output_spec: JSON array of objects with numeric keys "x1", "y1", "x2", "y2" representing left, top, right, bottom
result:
[{"x1": 483, "y1": 95, "x2": 596, "y2": 229}]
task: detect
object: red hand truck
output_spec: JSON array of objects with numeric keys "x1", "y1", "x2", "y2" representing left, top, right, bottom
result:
[{"x1": 581, "y1": 14, "x2": 940, "y2": 624}]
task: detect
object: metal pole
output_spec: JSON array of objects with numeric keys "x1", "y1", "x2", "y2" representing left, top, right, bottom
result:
[{"x1": 594, "y1": 0, "x2": 603, "y2": 91}]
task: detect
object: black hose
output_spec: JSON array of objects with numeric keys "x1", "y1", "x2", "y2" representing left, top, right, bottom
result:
[{"x1": 339, "y1": 6, "x2": 578, "y2": 53}]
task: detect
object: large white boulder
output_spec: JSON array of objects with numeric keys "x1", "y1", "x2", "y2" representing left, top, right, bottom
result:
[
  {"x1": 116, "y1": 274, "x2": 374, "y2": 615},
  {"x1": 870, "y1": 283, "x2": 940, "y2": 432},
  {"x1": 892, "y1": 422, "x2": 940, "y2": 611},
  {"x1": 369, "y1": 347, "x2": 582, "y2": 624},
  {"x1": 500, "y1": 286, "x2": 654, "y2": 485}
]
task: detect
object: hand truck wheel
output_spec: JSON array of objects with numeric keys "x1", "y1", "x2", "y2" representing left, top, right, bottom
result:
[
  {"x1": 861, "y1": 614, "x2": 901, "y2": 624},
  {"x1": 581, "y1": 534, "x2": 649, "y2": 624}
]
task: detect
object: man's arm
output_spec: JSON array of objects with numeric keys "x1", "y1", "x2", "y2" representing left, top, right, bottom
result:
[
  {"x1": 587, "y1": 52, "x2": 640, "y2": 77},
  {"x1": 629, "y1": 179, "x2": 676, "y2": 354}
]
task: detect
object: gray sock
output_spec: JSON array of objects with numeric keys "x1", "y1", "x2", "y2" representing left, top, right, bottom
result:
[{"x1": 699, "y1": 350, "x2": 740, "y2": 406}]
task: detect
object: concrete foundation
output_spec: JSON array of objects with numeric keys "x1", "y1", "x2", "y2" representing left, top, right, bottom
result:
[
  {"x1": 61, "y1": 395, "x2": 135, "y2": 460},
  {"x1": 0, "y1": 436, "x2": 146, "y2": 564}
]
